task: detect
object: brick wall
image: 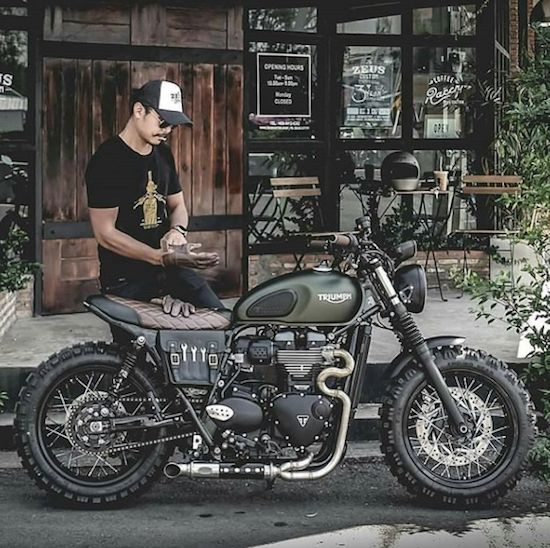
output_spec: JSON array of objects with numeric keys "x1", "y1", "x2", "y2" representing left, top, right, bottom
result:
[
  {"x1": 248, "y1": 251, "x2": 490, "y2": 291},
  {"x1": 510, "y1": 0, "x2": 520, "y2": 71},
  {"x1": 15, "y1": 278, "x2": 34, "y2": 318},
  {"x1": 0, "y1": 290, "x2": 16, "y2": 341}
]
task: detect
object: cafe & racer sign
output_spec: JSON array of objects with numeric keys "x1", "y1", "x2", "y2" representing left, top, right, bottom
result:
[{"x1": 257, "y1": 53, "x2": 311, "y2": 117}]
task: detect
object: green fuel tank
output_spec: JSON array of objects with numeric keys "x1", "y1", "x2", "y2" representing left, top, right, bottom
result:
[{"x1": 234, "y1": 266, "x2": 363, "y2": 326}]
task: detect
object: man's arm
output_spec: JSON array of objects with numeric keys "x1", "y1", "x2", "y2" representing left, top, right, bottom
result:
[
  {"x1": 89, "y1": 207, "x2": 162, "y2": 265},
  {"x1": 162, "y1": 191, "x2": 189, "y2": 246},
  {"x1": 167, "y1": 191, "x2": 189, "y2": 228}
]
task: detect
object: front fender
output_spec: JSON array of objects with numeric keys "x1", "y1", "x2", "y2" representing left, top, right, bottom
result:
[{"x1": 384, "y1": 336, "x2": 466, "y2": 381}]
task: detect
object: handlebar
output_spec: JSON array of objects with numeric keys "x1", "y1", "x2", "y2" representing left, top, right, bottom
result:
[{"x1": 308, "y1": 233, "x2": 357, "y2": 250}]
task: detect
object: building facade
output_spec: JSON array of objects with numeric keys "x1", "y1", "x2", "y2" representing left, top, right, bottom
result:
[{"x1": 0, "y1": 1, "x2": 535, "y2": 314}]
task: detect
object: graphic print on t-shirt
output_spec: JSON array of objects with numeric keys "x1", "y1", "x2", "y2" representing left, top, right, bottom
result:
[{"x1": 133, "y1": 170, "x2": 166, "y2": 229}]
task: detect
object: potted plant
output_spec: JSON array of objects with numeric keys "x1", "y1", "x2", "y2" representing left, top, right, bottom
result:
[{"x1": 0, "y1": 225, "x2": 40, "y2": 340}]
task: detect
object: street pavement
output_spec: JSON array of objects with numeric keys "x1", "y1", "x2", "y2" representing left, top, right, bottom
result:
[{"x1": 0, "y1": 460, "x2": 548, "y2": 548}]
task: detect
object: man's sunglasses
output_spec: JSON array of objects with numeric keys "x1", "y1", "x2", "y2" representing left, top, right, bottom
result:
[{"x1": 146, "y1": 106, "x2": 174, "y2": 129}]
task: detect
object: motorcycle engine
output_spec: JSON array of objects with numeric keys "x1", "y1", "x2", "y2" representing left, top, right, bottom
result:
[{"x1": 206, "y1": 330, "x2": 335, "y2": 455}]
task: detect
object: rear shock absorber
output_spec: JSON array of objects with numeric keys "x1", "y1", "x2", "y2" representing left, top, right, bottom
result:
[{"x1": 111, "y1": 335, "x2": 146, "y2": 394}]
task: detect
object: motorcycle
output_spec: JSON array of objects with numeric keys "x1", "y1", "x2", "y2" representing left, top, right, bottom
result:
[{"x1": 15, "y1": 216, "x2": 536, "y2": 507}]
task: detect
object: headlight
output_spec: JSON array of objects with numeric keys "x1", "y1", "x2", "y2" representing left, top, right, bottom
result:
[{"x1": 394, "y1": 264, "x2": 427, "y2": 313}]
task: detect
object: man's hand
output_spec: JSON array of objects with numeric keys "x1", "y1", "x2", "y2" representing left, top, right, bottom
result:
[
  {"x1": 160, "y1": 240, "x2": 220, "y2": 269},
  {"x1": 160, "y1": 228, "x2": 187, "y2": 249},
  {"x1": 151, "y1": 295, "x2": 196, "y2": 317}
]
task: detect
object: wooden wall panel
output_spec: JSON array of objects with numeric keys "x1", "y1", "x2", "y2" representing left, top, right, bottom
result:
[
  {"x1": 192, "y1": 64, "x2": 215, "y2": 217},
  {"x1": 227, "y1": 6, "x2": 244, "y2": 49},
  {"x1": 42, "y1": 239, "x2": 99, "y2": 314},
  {"x1": 131, "y1": 4, "x2": 166, "y2": 46},
  {"x1": 76, "y1": 60, "x2": 93, "y2": 221},
  {"x1": 178, "y1": 63, "x2": 194, "y2": 202},
  {"x1": 43, "y1": 59, "x2": 62, "y2": 222},
  {"x1": 60, "y1": 58, "x2": 77, "y2": 221},
  {"x1": 213, "y1": 65, "x2": 228, "y2": 216},
  {"x1": 166, "y1": 8, "x2": 227, "y2": 49},
  {"x1": 44, "y1": 6, "x2": 130, "y2": 44},
  {"x1": 43, "y1": 4, "x2": 243, "y2": 49},
  {"x1": 226, "y1": 65, "x2": 243, "y2": 215}
]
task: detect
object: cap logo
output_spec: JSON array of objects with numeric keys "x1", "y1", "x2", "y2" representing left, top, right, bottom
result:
[{"x1": 158, "y1": 81, "x2": 183, "y2": 113}]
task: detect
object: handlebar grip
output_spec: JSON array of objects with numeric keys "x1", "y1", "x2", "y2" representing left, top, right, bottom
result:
[{"x1": 327, "y1": 234, "x2": 353, "y2": 247}]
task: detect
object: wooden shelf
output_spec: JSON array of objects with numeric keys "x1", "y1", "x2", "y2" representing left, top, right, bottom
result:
[
  {"x1": 452, "y1": 230, "x2": 519, "y2": 235},
  {"x1": 461, "y1": 187, "x2": 520, "y2": 194}
]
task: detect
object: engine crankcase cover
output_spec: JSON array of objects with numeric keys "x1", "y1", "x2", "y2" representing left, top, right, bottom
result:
[
  {"x1": 206, "y1": 396, "x2": 263, "y2": 433},
  {"x1": 272, "y1": 393, "x2": 332, "y2": 447}
]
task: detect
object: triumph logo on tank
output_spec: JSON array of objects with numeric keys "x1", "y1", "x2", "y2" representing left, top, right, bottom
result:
[{"x1": 317, "y1": 293, "x2": 353, "y2": 304}]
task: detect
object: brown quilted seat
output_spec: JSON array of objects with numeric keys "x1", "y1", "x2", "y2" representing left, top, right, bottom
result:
[{"x1": 92, "y1": 294, "x2": 232, "y2": 330}]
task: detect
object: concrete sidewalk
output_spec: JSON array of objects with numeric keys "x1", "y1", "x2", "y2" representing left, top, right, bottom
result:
[{"x1": 0, "y1": 289, "x2": 523, "y2": 370}]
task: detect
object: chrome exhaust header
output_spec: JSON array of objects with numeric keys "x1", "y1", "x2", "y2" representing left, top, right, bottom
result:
[{"x1": 163, "y1": 347, "x2": 354, "y2": 482}]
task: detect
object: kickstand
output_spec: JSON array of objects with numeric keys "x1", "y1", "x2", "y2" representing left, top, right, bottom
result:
[{"x1": 265, "y1": 478, "x2": 276, "y2": 491}]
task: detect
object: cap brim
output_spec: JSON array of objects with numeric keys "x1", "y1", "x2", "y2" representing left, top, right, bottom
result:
[{"x1": 158, "y1": 109, "x2": 193, "y2": 126}]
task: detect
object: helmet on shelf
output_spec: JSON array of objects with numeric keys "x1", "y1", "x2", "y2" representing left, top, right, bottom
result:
[{"x1": 381, "y1": 151, "x2": 420, "y2": 191}]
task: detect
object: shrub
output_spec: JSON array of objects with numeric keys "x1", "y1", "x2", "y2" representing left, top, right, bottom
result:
[
  {"x1": 456, "y1": 26, "x2": 550, "y2": 481},
  {"x1": 0, "y1": 225, "x2": 40, "y2": 292}
]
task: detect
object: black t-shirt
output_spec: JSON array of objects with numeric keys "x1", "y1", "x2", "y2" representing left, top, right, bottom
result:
[{"x1": 85, "y1": 136, "x2": 182, "y2": 283}]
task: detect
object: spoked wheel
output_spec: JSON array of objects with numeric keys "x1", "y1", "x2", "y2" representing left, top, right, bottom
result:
[
  {"x1": 380, "y1": 347, "x2": 536, "y2": 506},
  {"x1": 15, "y1": 342, "x2": 173, "y2": 507}
]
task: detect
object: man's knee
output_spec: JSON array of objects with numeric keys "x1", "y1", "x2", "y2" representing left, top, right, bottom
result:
[{"x1": 165, "y1": 267, "x2": 223, "y2": 309}]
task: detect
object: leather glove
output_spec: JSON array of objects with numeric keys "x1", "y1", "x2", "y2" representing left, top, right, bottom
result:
[
  {"x1": 160, "y1": 240, "x2": 220, "y2": 270},
  {"x1": 151, "y1": 295, "x2": 196, "y2": 317},
  {"x1": 160, "y1": 228, "x2": 187, "y2": 250}
]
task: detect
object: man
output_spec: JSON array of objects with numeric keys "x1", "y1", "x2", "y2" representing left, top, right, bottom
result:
[{"x1": 85, "y1": 79, "x2": 223, "y2": 318}]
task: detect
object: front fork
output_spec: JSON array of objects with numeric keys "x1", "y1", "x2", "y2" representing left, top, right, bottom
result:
[{"x1": 373, "y1": 264, "x2": 468, "y2": 435}]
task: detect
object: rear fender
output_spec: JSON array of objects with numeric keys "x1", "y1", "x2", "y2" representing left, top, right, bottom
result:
[{"x1": 384, "y1": 336, "x2": 466, "y2": 381}]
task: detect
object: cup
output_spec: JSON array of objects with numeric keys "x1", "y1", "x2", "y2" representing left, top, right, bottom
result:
[{"x1": 433, "y1": 170, "x2": 449, "y2": 191}]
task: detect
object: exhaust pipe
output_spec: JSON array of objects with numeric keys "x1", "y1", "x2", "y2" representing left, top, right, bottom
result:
[
  {"x1": 278, "y1": 347, "x2": 354, "y2": 480},
  {"x1": 164, "y1": 347, "x2": 354, "y2": 481},
  {"x1": 164, "y1": 453, "x2": 315, "y2": 480}
]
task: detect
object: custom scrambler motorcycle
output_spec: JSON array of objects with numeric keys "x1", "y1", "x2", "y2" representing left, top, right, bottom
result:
[{"x1": 16, "y1": 216, "x2": 535, "y2": 507}]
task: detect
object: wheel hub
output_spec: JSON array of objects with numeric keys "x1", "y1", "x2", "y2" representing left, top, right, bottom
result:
[
  {"x1": 65, "y1": 392, "x2": 126, "y2": 455},
  {"x1": 415, "y1": 387, "x2": 493, "y2": 467}
]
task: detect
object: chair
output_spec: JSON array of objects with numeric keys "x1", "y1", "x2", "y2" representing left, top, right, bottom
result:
[
  {"x1": 270, "y1": 176, "x2": 326, "y2": 270},
  {"x1": 452, "y1": 174, "x2": 522, "y2": 290}
]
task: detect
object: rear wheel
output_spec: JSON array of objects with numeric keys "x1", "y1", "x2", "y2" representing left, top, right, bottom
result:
[
  {"x1": 15, "y1": 342, "x2": 173, "y2": 507},
  {"x1": 380, "y1": 347, "x2": 536, "y2": 506}
]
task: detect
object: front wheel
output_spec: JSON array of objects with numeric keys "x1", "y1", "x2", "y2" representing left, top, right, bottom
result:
[{"x1": 380, "y1": 347, "x2": 536, "y2": 506}]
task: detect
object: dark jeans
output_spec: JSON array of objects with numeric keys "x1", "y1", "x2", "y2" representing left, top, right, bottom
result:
[{"x1": 101, "y1": 266, "x2": 224, "y2": 344}]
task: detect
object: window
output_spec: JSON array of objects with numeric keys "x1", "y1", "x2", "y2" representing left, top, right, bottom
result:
[
  {"x1": 247, "y1": 151, "x2": 319, "y2": 244},
  {"x1": 0, "y1": 29, "x2": 28, "y2": 139},
  {"x1": 248, "y1": 41, "x2": 318, "y2": 140},
  {"x1": 413, "y1": 47, "x2": 476, "y2": 139},
  {"x1": 337, "y1": 15, "x2": 401, "y2": 35},
  {"x1": 413, "y1": 5, "x2": 476, "y2": 36},
  {"x1": 340, "y1": 46, "x2": 402, "y2": 139},
  {"x1": 248, "y1": 8, "x2": 317, "y2": 33}
]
